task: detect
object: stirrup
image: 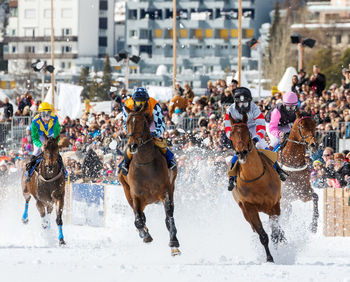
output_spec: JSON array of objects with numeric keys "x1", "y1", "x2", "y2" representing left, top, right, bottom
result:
[
  {"x1": 168, "y1": 160, "x2": 177, "y2": 170},
  {"x1": 24, "y1": 171, "x2": 31, "y2": 183},
  {"x1": 228, "y1": 176, "x2": 237, "y2": 191},
  {"x1": 120, "y1": 164, "x2": 129, "y2": 176}
]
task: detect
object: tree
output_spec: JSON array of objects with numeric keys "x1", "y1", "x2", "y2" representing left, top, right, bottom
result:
[
  {"x1": 101, "y1": 54, "x2": 113, "y2": 100},
  {"x1": 78, "y1": 67, "x2": 90, "y2": 99},
  {"x1": 89, "y1": 72, "x2": 100, "y2": 101}
]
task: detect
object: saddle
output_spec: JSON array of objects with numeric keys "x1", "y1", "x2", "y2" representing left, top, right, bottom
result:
[{"x1": 228, "y1": 149, "x2": 278, "y2": 177}]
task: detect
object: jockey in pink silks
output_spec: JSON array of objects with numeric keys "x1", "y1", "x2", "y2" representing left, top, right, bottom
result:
[{"x1": 265, "y1": 91, "x2": 299, "y2": 151}]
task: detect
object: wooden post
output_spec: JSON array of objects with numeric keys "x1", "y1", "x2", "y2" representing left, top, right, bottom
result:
[
  {"x1": 125, "y1": 57, "x2": 129, "y2": 91},
  {"x1": 238, "y1": 0, "x2": 242, "y2": 87},
  {"x1": 298, "y1": 43, "x2": 303, "y2": 71},
  {"x1": 172, "y1": 0, "x2": 177, "y2": 93},
  {"x1": 50, "y1": 0, "x2": 55, "y2": 107}
]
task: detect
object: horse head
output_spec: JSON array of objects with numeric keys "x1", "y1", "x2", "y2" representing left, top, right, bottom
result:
[
  {"x1": 229, "y1": 112, "x2": 252, "y2": 164},
  {"x1": 125, "y1": 104, "x2": 153, "y2": 154},
  {"x1": 294, "y1": 111, "x2": 318, "y2": 153},
  {"x1": 42, "y1": 135, "x2": 60, "y2": 170}
]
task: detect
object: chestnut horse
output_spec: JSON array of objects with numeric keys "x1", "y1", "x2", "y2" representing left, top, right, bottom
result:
[
  {"x1": 277, "y1": 112, "x2": 319, "y2": 232},
  {"x1": 21, "y1": 135, "x2": 66, "y2": 245},
  {"x1": 118, "y1": 105, "x2": 180, "y2": 256},
  {"x1": 229, "y1": 113, "x2": 285, "y2": 263}
]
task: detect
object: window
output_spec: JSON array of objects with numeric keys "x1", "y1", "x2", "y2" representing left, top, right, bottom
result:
[
  {"x1": 10, "y1": 8, "x2": 18, "y2": 17},
  {"x1": 99, "y1": 18, "x2": 107, "y2": 29},
  {"x1": 44, "y1": 46, "x2": 50, "y2": 53},
  {"x1": 61, "y1": 62, "x2": 66, "y2": 69},
  {"x1": 11, "y1": 29, "x2": 16, "y2": 36},
  {"x1": 139, "y1": 45, "x2": 152, "y2": 58},
  {"x1": 61, "y1": 28, "x2": 72, "y2": 36},
  {"x1": 336, "y1": 34, "x2": 342, "y2": 44},
  {"x1": 128, "y1": 9, "x2": 137, "y2": 20},
  {"x1": 154, "y1": 29, "x2": 162, "y2": 38},
  {"x1": 24, "y1": 28, "x2": 35, "y2": 37},
  {"x1": 99, "y1": 37, "x2": 107, "y2": 47},
  {"x1": 68, "y1": 62, "x2": 72, "y2": 69},
  {"x1": 12, "y1": 46, "x2": 16, "y2": 53},
  {"x1": 243, "y1": 9, "x2": 254, "y2": 19},
  {"x1": 165, "y1": 9, "x2": 173, "y2": 19},
  {"x1": 61, "y1": 46, "x2": 72, "y2": 53},
  {"x1": 139, "y1": 29, "x2": 151, "y2": 39},
  {"x1": 61, "y1": 9, "x2": 73, "y2": 18},
  {"x1": 130, "y1": 30, "x2": 137, "y2": 38},
  {"x1": 99, "y1": 0, "x2": 108, "y2": 11},
  {"x1": 24, "y1": 9, "x2": 36, "y2": 18},
  {"x1": 24, "y1": 46, "x2": 35, "y2": 53}
]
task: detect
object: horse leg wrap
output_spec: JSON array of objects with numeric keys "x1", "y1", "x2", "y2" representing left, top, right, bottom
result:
[
  {"x1": 22, "y1": 202, "x2": 29, "y2": 222},
  {"x1": 56, "y1": 217, "x2": 63, "y2": 226},
  {"x1": 58, "y1": 225, "x2": 64, "y2": 241},
  {"x1": 135, "y1": 214, "x2": 145, "y2": 229}
]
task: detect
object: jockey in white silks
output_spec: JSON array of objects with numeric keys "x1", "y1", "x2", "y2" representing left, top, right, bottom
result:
[{"x1": 224, "y1": 87, "x2": 288, "y2": 191}]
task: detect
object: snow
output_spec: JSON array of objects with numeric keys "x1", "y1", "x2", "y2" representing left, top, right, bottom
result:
[{"x1": 1, "y1": 164, "x2": 350, "y2": 282}]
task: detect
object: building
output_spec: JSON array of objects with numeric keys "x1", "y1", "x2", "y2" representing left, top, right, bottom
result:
[
  {"x1": 4, "y1": 0, "x2": 115, "y2": 75},
  {"x1": 291, "y1": 0, "x2": 350, "y2": 50},
  {"x1": 122, "y1": 0, "x2": 275, "y2": 88}
]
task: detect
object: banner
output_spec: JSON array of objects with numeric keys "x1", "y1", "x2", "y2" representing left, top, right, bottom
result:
[{"x1": 147, "y1": 86, "x2": 173, "y2": 102}]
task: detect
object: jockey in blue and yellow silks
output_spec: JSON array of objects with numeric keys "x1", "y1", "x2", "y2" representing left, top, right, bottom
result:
[
  {"x1": 25, "y1": 102, "x2": 67, "y2": 182},
  {"x1": 119, "y1": 87, "x2": 177, "y2": 175}
]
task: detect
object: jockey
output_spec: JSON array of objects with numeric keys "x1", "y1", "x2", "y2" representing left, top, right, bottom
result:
[
  {"x1": 224, "y1": 87, "x2": 287, "y2": 191},
  {"x1": 265, "y1": 91, "x2": 298, "y2": 151},
  {"x1": 25, "y1": 102, "x2": 67, "y2": 182},
  {"x1": 119, "y1": 87, "x2": 176, "y2": 175}
]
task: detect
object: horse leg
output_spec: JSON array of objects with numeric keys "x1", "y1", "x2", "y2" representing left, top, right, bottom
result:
[
  {"x1": 310, "y1": 192, "x2": 319, "y2": 233},
  {"x1": 55, "y1": 199, "x2": 65, "y2": 245},
  {"x1": 22, "y1": 195, "x2": 31, "y2": 224},
  {"x1": 133, "y1": 199, "x2": 152, "y2": 243},
  {"x1": 269, "y1": 215, "x2": 287, "y2": 246},
  {"x1": 244, "y1": 203, "x2": 274, "y2": 263},
  {"x1": 164, "y1": 192, "x2": 181, "y2": 256},
  {"x1": 35, "y1": 201, "x2": 50, "y2": 229}
]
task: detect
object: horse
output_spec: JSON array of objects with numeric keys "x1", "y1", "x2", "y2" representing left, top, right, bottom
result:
[
  {"x1": 228, "y1": 113, "x2": 285, "y2": 263},
  {"x1": 21, "y1": 135, "x2": 66, "y2": 245},
  {"x1": 277, "y1": 111, "x2": 319, "y2": 232},
  {"x1": 118, "y1": 105, "x2": 180, "y2": 256}
]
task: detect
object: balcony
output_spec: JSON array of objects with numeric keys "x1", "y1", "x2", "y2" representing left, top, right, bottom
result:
[
  {"x1": 4, "y1": 53, "x2": 78, "y2": 60},
  {"x1": 3, "y1": 36, "x2": 78, "y2": 43}
]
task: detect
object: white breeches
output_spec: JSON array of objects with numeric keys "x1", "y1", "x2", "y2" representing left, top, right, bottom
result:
[
  {"x1": 266, "y1": 123, "x2": 291, "y2": 147},
  {"x1": 33, "y1": 135, "x2": 45, "y2": 156}
]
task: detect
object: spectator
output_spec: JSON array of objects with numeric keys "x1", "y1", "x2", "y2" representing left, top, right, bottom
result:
[
  {"x1": 334, "y1": 153, "x2": 350, "y2": 188},
  {"x1": 312, "y1": 160, "x2": 327, "y2": 188},
  {"x1": 221, "y1": 88, "x2": 234, "y2": 105},
  {"x1": 183, "y1": 83, "x2": 194, "y2": 103},
  {"x1": 169, "y1": 91, "x2": 187, "y2": 118},
  {"x1": 171, "y1": 108, "x2": 183, "y2": 128},
  {"x1": 312, "y1": 65, "x2": 326, "y2": 96},
  {"x1": 0, "y1": 98, "x2": 13, "y2": 120},
  {"x1": 291, "y1": 75, "x2": 300, "y2": 93}
]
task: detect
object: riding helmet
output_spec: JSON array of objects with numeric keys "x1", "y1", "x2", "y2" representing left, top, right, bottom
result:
[
  {"x1": 234, "y1": 87, "x2": 252, "y2": 114},
  {"x1": 38, "y1": 102, "x2": 53, "y2": 112},
  {"x1": 132, "y1": 87, "x2": 149, "y2": 102}
]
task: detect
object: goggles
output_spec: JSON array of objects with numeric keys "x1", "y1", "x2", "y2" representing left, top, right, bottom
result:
[
  {"x1": 40, "y1": 111, "x2": 52, "y2": 118},
  {"x1": 285, "y1": 105, "x2": 297, "y2": 111},
  {"x1": 134, "y1": 101, "x2": 146, "y2": 107},
  {"x1": 237, "y1": 102, "x2": 249, "y2": 108}
]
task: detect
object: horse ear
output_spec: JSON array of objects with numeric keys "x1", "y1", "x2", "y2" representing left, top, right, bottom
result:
[
  {"x1": 145, "y1": 113, "x2": 153, "y2": 125},
  {"x1": 44, "y1": 134, "x2": 48, "y2": 142},
  {"x1": 124, "y1": 106, "x2": 132, "y2": 114},
  {"x1": 242, "y1": 112, "x2": 248, "y2": 124},
  {"x1": 295, "y1": 109, "x2": 301, "y2": 118},
  {"x1": 229, "y1": 114, "x2": 235, "y2": 126},
  {"x1": 140, "y1": 102, "x2": 147, "y2": 113},
  {"x1": 55, "y1": 135, "x2": 60, "y2": 143}
]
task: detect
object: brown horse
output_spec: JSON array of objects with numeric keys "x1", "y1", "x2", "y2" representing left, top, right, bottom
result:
[
  {"x1": 229, "y1": 113, "x2": 285, "y2": 263},
  {"x1": 278, "y1": 111, "x2": 319, "y2": 232},
  {"x1": 21, "y1": 135, "x2": 66, "y2": 245},
  {"x1": 118, "y1": 105, "x2": 180, "y2": 256}
]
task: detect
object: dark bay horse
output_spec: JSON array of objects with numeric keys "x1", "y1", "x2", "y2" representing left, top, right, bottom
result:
[
  {"x1": 278, "y1": 111, "x2": 319, "y2": 232},
  {"x1": 118, "y1": 105, "x2": 180, "y2": 256},
  {"x1": 229, "y1": 113, "x2": 285, "y2": 263},
  {"x1": 21, "y1": 135, "x2": 66, "y2": 245}
]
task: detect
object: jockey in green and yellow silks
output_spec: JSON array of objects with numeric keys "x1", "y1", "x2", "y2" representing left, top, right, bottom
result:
[
  {"x1": 25, "y1": 102, "x2": 67, "y2": 182},
  {"x1": 119, "y1": 87, "x2": 177, "y2": 175}
]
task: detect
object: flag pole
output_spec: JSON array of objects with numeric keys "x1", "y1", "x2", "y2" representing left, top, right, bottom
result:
[
  {"x1": 238, "y1": 0, "x2": 242, "y2": 87},
  {"x1": 172, "y1": 0, "x2": 177, "y2": 93},
  {"x1": 50, "y1": 0, "x2": 55, "y2": 107}
]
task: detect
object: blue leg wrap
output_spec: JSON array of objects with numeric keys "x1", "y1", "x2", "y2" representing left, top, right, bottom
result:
[
  {"x1": 165, "y1": 148, "x2": 176, "y2": 165},
  {"x1": 22, "y1": 202, "x2": 29, "y2": 221},
  {"x1": 58, "y1": 225, "x2": 64, "y2": 241},
  {"x1": 63, "y1": 167, "x2": 68, "y2": 180}
]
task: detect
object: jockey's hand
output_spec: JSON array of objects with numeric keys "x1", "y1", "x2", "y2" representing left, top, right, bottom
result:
[
  {"x1": 252, "y1": 137, "x2": 259, "y2": 145},
  {"x1": 150, "y1": 131, "x2": 157, "y2": 137},
  {"x1": 48, "y1": 133, "x2": 54, "y2": 138},
  {"x1": 279, "y1": 132, "x2": 285, "y2": 139}
]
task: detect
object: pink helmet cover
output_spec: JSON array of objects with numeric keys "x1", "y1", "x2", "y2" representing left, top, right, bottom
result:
[{"x1": 283, "y1": 91, "x2": 298, "y2": 105}]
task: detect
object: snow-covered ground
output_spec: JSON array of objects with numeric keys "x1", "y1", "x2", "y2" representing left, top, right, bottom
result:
[{"x1": 0, "y1": 163, "x2": 350, "y2": 282}]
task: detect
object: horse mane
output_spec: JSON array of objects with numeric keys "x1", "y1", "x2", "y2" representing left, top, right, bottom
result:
[{"x1": 296, "y1": 111, "x2": 312, "y2": 118}]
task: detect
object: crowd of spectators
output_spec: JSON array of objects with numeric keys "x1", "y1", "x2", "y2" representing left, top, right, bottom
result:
[{"x1": 0, "y1": 64, "x2": 349, "y2": 188}]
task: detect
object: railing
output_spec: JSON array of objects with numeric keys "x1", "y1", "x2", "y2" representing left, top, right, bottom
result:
[{"x1": 0, "y1": 116, "x2": 32, "y2": 148}]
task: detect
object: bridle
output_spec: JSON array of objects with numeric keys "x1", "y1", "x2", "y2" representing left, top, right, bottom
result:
[
  {"x1": 286, "y1": 116, "x2": 315, "y2": 146},
  {"x1": 127, "y1": 114, "x2": 153, "y2": 147}
]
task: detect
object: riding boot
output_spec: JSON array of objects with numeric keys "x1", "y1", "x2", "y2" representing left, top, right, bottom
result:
[
  {"x1": 228, "y1": 155, "x2": 238, "y2": 191},
  {"x1": 119, "y1": 150, "x2": 131, "y2": 176},
  {"x1": 165, "y1": 148, "x2": 177, "y2": 170},
  {"x1": 57, "y1": 153, "x2": 68, "y2": 181},
  {"x1": 25, "y1": 155, "x2": 38, "y2": 182},
  {"x1": 273, "y1": 162, "x2": 288, "y2": 181}
]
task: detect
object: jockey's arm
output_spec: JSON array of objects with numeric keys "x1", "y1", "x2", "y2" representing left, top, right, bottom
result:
[
  {"x1": 52, "y1": 121, "x2": 61, "y2": 142},
  {"x1": 122, "y1": 105, "x2": 129, "y2": 131},
  {"x1": 251, "y1": 103, "x2": 266, "y2": 141},
  {"x1": 268, "y1": 108, "x2": 282, "y2": 138},
  {"x1": 224, "y1": 110, "x2": 232, "y2": 140},
  {"x1": 31, "y1": 123, "x2": 42, "y2": 148},
  {"x1": 152, "y1": 103, "x2": 165, "y2": 137}
]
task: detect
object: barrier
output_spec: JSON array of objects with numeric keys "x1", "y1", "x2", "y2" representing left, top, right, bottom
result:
[{"x1": 323, "y1": 188, "x2": 350, "y2": 237}]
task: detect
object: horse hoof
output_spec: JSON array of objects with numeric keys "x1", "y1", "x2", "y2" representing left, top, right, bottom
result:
[
  {"x1": 143, "y1": 234, "x2": 153, "y2": 243},
  {"x1": 59, "y1": 239, "x2": 66, "y2": 246},
  {"x1": 171, "y1": 248, "x2": 181, "y2": 257},
  {"x1": 22, "y1": 218, "x2": 29, "y2": 224},
  {"x1": 267, "y1": 256, "x2": 274, "y2": 263},
  {"x1": 310, "y1": 224, "x2": 318, "y2": 234}
]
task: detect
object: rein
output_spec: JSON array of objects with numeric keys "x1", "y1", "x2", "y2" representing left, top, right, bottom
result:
[
  {"x1": 37, "y1": 170, "x2": 63, "y2": 183},
  {"x1": 238, "y1": 163, "x2": 266, "y2": 183}
]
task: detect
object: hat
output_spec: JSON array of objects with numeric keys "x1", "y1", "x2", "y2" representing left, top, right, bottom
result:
[
  {"x1": 209, "y1": 114, "x2": 216, "y2": 120},
  {"x1": 174, "y1": 108, "x2": 181, "y2": 114},
  {"x1": 313, "y1": 160, "x2": 322, "y2": 167},
  {"x1": 271, "y1": 86, "x2": 279, "y2": 95}
]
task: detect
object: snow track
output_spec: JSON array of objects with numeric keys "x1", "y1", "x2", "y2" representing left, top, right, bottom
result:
[{"x1": 0, "y1": 164, "x2": 350, "y2": 282}]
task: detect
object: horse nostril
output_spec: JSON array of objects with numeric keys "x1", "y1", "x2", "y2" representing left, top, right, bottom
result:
[{"x1": 130, "y1": 144, "x2": 138, "y2": 151}]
